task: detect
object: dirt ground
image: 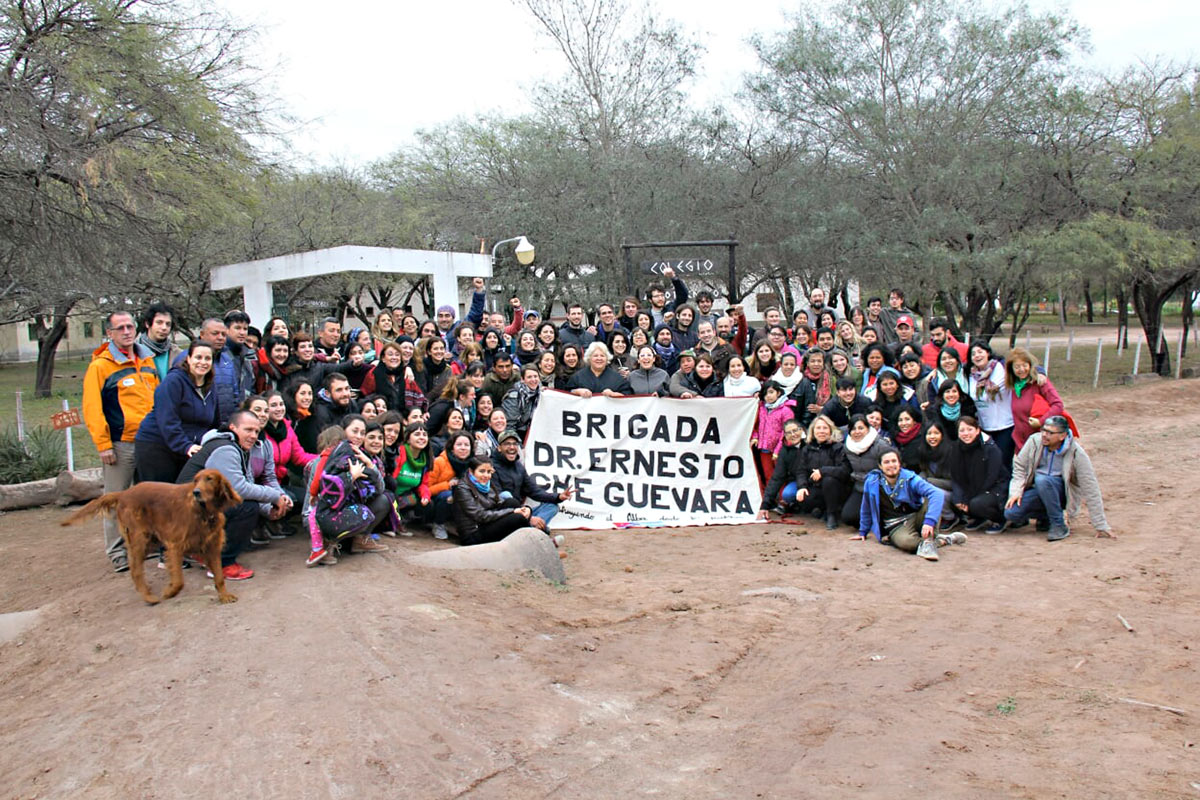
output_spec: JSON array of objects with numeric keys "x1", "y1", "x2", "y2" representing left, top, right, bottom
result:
[{"x1": 1, "y1": 379, "x2": 1198, "y2": 799}]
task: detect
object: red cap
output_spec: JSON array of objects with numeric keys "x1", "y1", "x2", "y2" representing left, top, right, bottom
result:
[{"x1": 896, "y1": 315, "x2": 914, "y2": 327}]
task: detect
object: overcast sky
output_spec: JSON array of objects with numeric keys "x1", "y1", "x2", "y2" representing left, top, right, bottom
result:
[{"x1": 221, "y1": 0, "x2": 1199, "y2": 168}]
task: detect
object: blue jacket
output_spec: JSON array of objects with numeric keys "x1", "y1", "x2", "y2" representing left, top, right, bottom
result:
[
  {"x1": 443, "y1": 290, "x2": 487, "y2": 348},
  {"x1": 135, "y1": 366, "x2": 219, "y2": 456},
  {"x1": 213, "y1": 342, "x2": 254, "y2": 425},
  {"x1": 858, "y1": 468, "x2": 944, "y2": 542}
]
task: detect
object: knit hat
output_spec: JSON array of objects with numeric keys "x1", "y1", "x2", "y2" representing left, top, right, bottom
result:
[{"x1": 437, "y1": 305, "x2": 456, "y2": 318}]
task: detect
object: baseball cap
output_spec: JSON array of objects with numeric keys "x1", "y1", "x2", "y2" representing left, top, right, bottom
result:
[
  {"x1": 497, "y1": 429, "x2": 521, "y2": 444},
  {"x1": 525, "y1": 309, "x2": 541, "y2": 319},
  {"x1": 896, "y1": 315, "x2": 914, "y2": 327}
]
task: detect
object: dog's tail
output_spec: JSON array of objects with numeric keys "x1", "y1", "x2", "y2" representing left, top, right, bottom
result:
[{"x1": 60, "y1": 494, "x2": 122, "y2": 527}]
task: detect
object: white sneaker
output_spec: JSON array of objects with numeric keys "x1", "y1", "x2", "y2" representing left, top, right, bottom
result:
[
  {"x1": 432, "y1": 524, "x2": 449, "y2": 540},
  {"x1": 917, "y1": 539, "x2": 939, "y2": 561}
]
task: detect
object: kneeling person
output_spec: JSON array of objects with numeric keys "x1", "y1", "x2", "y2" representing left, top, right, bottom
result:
[
  {"x1": 855, "y1": 449, "x2": 961, "y2": 561},
  {"x1": 176, "y1": 410, "x2": 292, "y2": 580},
  {"x1": 492, "y1": 429, "x2": 573, "y2": 533},
  {"x1": 452, "y1": 457, "x2": 533, "y2": 546}
]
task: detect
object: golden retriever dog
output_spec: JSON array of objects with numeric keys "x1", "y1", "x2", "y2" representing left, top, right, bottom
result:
[{"x1": 63, "y1": 469, "x2": 242, "y2": 604}]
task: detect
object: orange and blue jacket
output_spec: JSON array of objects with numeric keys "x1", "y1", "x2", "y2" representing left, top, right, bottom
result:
[{"x1": 82, "y1": 341, "x2": 159, "y2": 452}]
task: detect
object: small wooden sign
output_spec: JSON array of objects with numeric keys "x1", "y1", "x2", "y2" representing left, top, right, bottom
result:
[{"x1": 51, "y1": 408, "x2": 83, "y2": 430}]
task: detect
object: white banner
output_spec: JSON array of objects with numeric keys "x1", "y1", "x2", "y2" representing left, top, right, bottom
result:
[{"x1": 522, "y1": 391, "x2": 762, "y2": 530}]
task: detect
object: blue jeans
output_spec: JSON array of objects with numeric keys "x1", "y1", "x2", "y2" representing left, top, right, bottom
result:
[
  {"x1": 531, "y1": 502, "x2": 558, "y2": 529},
  {"x1": 780, "y1": 482, "x2": 799, "y2": 506},
  {"x1": 1004, "y1": 474, "x2": 1066, "y2": 528},
  {"x1": 432, "y1": 490, "x2": 454, "y2": 524}
]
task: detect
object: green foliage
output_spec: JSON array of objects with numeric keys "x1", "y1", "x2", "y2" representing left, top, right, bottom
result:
[
  {"x1": 0, "y1": 427, "x2": 67, "y2": 485},
  {"x1": 996, "y1": 696, "x2": 1018, "y2": 715}
]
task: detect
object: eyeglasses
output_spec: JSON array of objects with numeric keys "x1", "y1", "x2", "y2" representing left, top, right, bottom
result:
[{"x1": 109, "y1": 324, "x2": 136, "y2": 331}]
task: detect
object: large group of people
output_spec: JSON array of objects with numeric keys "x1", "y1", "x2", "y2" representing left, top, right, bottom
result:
[{"x1": 81, "y1": 268, "x2": 1113, "y2": 578}]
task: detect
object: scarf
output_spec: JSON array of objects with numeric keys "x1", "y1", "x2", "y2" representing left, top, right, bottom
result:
[
  {"x1": 894, "y1": 422, "x2": 923, "y2": 445},
  {"x1": 654, "y1": 340, "x2": 679, "y2": 366},
  {"x1": 468, "y1": 473, "x2": 491, "y2": 494},
  {"x1": 764, "y1": 393, "x2": 789, "y2": 412},
  {"x1": 264, "y1": 418, "x2": 287, "y2": 443},
  {"x1": 447, "y1": 450, "x2": 472, "y2": 477},
  {"x1": 136, "y1": 333, "x2": 170, "y2": 357},
  {"x1": 773, "y1": 366, "x2": 802, "y2": 395},
  {"x1": 404, "y1": 444, "x2": 427, "y2": 469},
  {"x1": 970, "y1": 358, "x2": 1004, "y2": 400},
  {"x1": 805, "y1": 367, "x2": 832, "y2": 406},
  {"x1": 845, "y1": 426, "x2": 879, "y2": 455},
  {"x1": 936, "y1": 368, "x2": 969, "y2": 394},
  {"x1": 755, "y1": 357, "x2": 778, "y2": 380},
  {"x1": 723, "y1": 373, "x2": 760, "y2": 398},
  {"x1": 1012, "y1": 377, "x2": 1029, "y2": 398},
  {"x1": 941, "y1": 401, "x2": 962, "y2": 423},
  {"x1": 515, "y1": 346, "x2": 541, "y2": 367}
]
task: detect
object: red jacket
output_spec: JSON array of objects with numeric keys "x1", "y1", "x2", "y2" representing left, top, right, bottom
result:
[
  {"x1": 1010, "y1": 378, "x2": 1064, "y2": 452},
  {"x1": 391, "y1": 445, "x2": 432, "y2": 502},
  {"x1": 921, "y1": 336, "x2": 968, "y2": 368}
]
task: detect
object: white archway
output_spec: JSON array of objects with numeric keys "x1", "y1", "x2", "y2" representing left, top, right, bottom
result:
[{"x1": 210, "y1": 245, "x2": 492, "y2": 325}]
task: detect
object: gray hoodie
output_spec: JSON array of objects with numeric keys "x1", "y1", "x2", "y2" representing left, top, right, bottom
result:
[{"x1": 196, "y1": 430, "x2": 283, "y2": 516}]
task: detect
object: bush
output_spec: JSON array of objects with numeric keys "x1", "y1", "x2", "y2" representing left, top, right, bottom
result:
[{"x1": 0, "y1": 425, "x2": 67, "y2": 484}]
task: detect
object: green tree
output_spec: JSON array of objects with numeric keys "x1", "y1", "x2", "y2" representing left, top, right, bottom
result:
[
  {"x1": 0, "y1": 0, "x2": 268, "y2": 395},
  {"x1": 747, "y1": 0, "x2": 1083, "y2": 338}
]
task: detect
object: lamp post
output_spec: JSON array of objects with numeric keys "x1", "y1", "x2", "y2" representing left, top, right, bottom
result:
[
  {"x1": 490, "y1": 236, "x2": 535, "y2": 312},
  {"x1": 491, "y1": 235, "x2": 535, "y2": 267}
]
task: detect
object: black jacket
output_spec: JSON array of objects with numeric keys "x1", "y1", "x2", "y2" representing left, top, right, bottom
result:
[
  {"x1": 950, "y1": 437, "x2": 1009, "y2": 504},
  {"x1": 493, "y1": 453, "x2": 558, "y2": 506},
  {"x1": 760, "y1": 441, "x2": 804, "y2": 510},
  {"x1": 452, "y1": 479, "x2": 523, "y2": 545},
  {"x1": 566, "y1": 366, "x2": 631, "y2": 395},
  {"x1": 760, "y1": 438, "x2": 850, "y2": 510},
  {"x1": 821, "y1": 395, "x2": 869, "y2": 429}
]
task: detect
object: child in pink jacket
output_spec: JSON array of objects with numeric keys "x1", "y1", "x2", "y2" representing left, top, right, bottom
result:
[{"x1": 752, "y1": 381, "x2": 796, "y2": 488}]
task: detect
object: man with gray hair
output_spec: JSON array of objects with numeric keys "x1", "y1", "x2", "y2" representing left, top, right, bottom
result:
[{"x1": 1004, "y1": 415, "x2": 1114, "y2": 541}]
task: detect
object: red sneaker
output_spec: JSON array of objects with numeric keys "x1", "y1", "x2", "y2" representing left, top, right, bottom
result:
[{"x1": 222, "y1": 563, "x2": 254, "y2": 581}]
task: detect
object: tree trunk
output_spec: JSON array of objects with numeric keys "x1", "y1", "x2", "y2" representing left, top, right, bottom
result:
[
  {"x1": 1131, "y1": 281, "x2": 1170, "y2": 376},
  {"x1": 34, "y1": 305, "x2": 74, "y2": 398},
  {"x1": 1116, "y1": 286, "x2": 1129, "y2": 349},
  {"x1": 1008, "y1": 294, "x2": 1032, "y2": 348},
  {"x1": 1102, "y1": 280, "x2": 1109, "y2": 318},
  {"x1": 1182, "y1": 282, "x2": 1196, "y2": 359},
  {"x1": 1083, "y1": 280, "x2": 1094, "y2": 323}
]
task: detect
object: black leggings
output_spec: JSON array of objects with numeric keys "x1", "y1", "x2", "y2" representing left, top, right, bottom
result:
[
  {"x1": 461, "y1": 513, "x2": 528, "y2": 546},
  {"x1": 796, "y1": 477, "x2": 846, "y2": 517},
  {"x1": 842, "y1": 488, "x2": 864, "y2": 527},
  {"x1": 965, "y1": 491, "x2": 1005, "y2": 523}
]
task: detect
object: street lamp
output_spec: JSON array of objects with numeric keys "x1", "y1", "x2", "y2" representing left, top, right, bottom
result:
[{"x1": 492, "y1": 235, "x2": 535, "y2": 266}]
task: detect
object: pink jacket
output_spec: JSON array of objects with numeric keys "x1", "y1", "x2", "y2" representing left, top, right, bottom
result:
[
  {"x1": 268, "y1": 419, "x2": 317, "y2": 481},
  {"x1": 755, "y1": 398, "x2": 797, "y2": 455}
]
